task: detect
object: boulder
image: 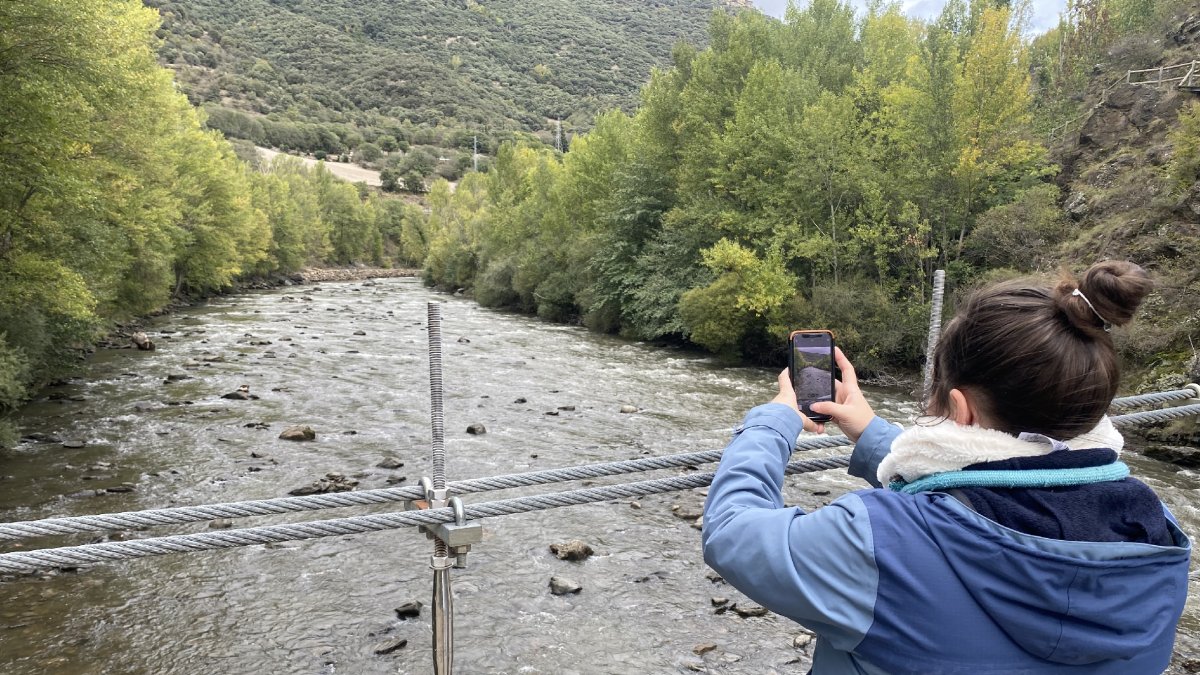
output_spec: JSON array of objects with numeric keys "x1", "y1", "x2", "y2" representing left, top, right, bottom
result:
[
  {"x1": 376, "y1": 457, "x2": 405, "y2": 470},
  {"x1": 222, "y1": 385, "x2": 255, "y2": 400},
  {"x1": 549, "y1": 576, "x2": 582, "y2": 595},
  {"x1": 131, "y1": 331, "x2": 155, "y2": 351},
  {"x1": 288, "y1": 473, "x2": 357, "y2": 496},
  {"x1": 1142, "y1": 445, "x2": 1200, "y2": 468},
  {"x1": 549, "y1": 539, "x2": 594, "y2": 561},
  {"x1": 732, "y1": 603, "x2": 769, "y2": 618},
  {"x1": 279, "y1": 425, "x2": 316, "y2": 441},
  {"x1": 620, "y1": 405, "x2": 638, "y2": 414},
  {"x1": 394, "y1": 601, "x2": 422, "y2": 619},
  {"x1": 466, "y1": 423, "x2": 486, "y2": 435},
  {"x1": 373, "y1": 637, "x2": 407, "y2": 656}
]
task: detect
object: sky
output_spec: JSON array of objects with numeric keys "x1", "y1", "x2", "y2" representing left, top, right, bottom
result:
[{"x1": 750, "y1": 0, "x2": 1067, "y2": 35}]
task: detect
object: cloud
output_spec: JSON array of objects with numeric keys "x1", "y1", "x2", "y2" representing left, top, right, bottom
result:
[
  {"x1": 753, "y1": 0, "x2": 789, "y2": 17},
  {"x1": 750, "y1": 0, "x2": 1064, "y2": 34}
]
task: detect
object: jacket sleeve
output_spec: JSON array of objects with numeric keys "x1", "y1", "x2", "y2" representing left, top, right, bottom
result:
[
  {"x1": 702, "y1": 403, "x2": 880, "y2": 650},
  {"x1": 848, "y1": 416, "x2": 903, "y2": 488}
]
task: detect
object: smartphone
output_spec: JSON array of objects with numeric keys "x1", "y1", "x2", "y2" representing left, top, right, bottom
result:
[{"x1": 787, "y1": 330, "x2": 835, "y2": 422}]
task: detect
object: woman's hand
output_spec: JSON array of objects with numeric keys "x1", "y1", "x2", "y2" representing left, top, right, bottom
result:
[
  {"x1": 771, "y1": 369, "x2": 825, "y2": 434},
  {"x1": 809, "y1": 348, "x2": 875, "y2": 443}
]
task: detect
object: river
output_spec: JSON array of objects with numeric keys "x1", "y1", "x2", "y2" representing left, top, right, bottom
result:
[{"x1": 0, "y1": 278, "x2": 1197, "y2": 673}]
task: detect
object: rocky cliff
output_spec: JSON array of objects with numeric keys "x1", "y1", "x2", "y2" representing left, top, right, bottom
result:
[{"x1": 1053, "y1": 7, "x2": 1200, "y2": 391}]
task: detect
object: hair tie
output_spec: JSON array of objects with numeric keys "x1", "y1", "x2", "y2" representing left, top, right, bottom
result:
[{"x1": 1071, "y1": 288, "x2": 1112, "y2": 332}]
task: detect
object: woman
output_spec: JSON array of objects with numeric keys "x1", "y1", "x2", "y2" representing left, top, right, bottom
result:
[{"x1": 702, "y1": 261, "x2": 1191, "y2": 674}]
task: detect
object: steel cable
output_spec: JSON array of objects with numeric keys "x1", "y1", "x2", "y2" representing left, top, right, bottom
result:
[
  {"x1": 0, "y1": 438, "x2": 852, "y2": 541},
  {"x1": 0, "y1": 456, "x2": 851, "y2": 574}
]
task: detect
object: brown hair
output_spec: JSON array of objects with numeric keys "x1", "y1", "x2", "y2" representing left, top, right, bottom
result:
[{"x1": 926, "y1": 261, "x2": 1153, "y2": 439}]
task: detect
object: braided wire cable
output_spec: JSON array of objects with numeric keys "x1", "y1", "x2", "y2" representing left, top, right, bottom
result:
[
  {"x1": 0, "y1": 435, "x2": 852, "y2": 542},
  {"x1": 1109, "y1": 403, "x2": 1200, "y2": 426},
  {"x1": 4, "y1": 397, "x2": 1198, "y2": 545},
  {"x1": 0, "y1": 456, "x2": 852, "y2": 574},
  {"x1": 1109, "y1": 387, "x2": 1199, "y2": 410}
]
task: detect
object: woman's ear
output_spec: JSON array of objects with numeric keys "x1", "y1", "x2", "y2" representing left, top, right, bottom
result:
[{"x1": 949, "y1": 388, "x2": 976, "y2": 426}]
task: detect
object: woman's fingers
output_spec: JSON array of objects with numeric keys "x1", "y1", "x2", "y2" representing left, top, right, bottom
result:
[
  {"x1": 771, "y1": 369, "x2": 800, "y2": 414},
  {"x1": 834, "y1": 347, "x2": 858, "y2": 391}
]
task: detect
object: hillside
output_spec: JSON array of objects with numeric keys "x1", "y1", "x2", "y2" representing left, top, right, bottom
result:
[
  {"x1": 1047, "y1": 3, "x2": 1200, "y2": 390},
  {"x1": 148, "y1": 0, "x2": 744, "y2": 152}
]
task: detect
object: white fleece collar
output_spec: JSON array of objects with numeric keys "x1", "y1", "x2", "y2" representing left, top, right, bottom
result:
[{"x1": 877, "y1": 416, "x2": 1124, "y2": 485}]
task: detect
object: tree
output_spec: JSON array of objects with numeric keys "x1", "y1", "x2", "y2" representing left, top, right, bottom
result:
[
  {"x1": 380, "y1": 167, "x2": 401, "y2": 192},
  {"x1": 356, "y1": 142, "x2": 383, "y2": 164}
]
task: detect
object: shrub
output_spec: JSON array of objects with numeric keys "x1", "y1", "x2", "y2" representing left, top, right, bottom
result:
[{"x1": 964, "y1": 184, "x2": 1068, "y2": 272}]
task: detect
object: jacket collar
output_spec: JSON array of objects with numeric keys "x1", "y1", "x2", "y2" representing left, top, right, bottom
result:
[{"x1": 877, "y1": 416, "x2": 1124, "y2": 485}]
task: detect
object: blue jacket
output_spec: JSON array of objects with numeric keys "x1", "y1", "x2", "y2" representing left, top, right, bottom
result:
[{"x1": 702, "y1": 404, "x2": 1191, "y2": 674}]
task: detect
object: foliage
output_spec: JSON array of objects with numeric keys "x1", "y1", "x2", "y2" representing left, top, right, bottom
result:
[
  {"x1": 963, "y1": 184, "x2": 1069, "y2": 272},
  {"x1": 1170, "y1": 101, "x2": 1200, "y2": 194},
  {"x1": 423, "y1": 2, "x2": 1052, "y2": 368},
  {"x1": 0, "y1": 0, "x2": 419, "y2": 412},
  {"x1": 150, "y1": 0, "x2": 738, "y2": 158}
]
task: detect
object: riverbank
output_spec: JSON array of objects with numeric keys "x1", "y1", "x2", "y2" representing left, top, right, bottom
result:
[{"x1": 295, "y1": 267, "x2": 420, "y2": 282}]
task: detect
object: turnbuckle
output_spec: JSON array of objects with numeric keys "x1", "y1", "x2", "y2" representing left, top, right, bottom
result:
[{"x1": 407, "y1": 477, "x2": 483, "y2": 569}]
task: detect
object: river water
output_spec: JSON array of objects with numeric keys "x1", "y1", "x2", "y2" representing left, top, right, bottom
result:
[{"x1": 0, "y1": 278, "x2": 1197, "y2": 674}]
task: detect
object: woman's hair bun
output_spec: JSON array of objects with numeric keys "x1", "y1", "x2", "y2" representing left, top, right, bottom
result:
[{"x1": 1055, "y1": 261, "x2": 1153, "y2": 336}]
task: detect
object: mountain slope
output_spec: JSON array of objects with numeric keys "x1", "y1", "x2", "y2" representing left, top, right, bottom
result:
[
  {"x1": 1050, "y1": 4, "x2": 1200, "y2": 389},
  {"x1": 149, "y1": 0, "x2": 743, "y2": 142}
]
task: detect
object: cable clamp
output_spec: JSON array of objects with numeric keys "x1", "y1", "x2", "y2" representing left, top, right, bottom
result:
[{"x1": 406, "y1": 482, "x2": 482, "y2": 569}]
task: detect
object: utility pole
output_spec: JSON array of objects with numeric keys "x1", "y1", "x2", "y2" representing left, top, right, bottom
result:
[
  {"x1": 555, "y1": 118, "x2": 563, "y2": 153},
  {"x1": 473, "y1": 135, "x2": 478, "y2": 172}
]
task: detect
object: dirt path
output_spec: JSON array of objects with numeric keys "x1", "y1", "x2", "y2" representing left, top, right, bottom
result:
[{"x1": 256, "y1": 147, "x2": 382, "y2": 187}]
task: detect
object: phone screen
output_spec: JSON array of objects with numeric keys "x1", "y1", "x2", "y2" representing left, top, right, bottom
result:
[{"x1": 789, "y1": 331, "x2": 834, "y2": 421}]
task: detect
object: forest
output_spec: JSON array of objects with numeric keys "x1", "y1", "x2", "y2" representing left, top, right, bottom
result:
[
  {"x1": 419, "y1": 0, "x2": 1200, "y2": 380},
  {"x1": 148, "y1": 0, "x2": 734, "y2": 159},
  {"x1": 2, "y1": 0, "x2": 1199, "y2": 432},
  {"x1": 0, "y1": 0, "x2": 428, "y2": 422}
]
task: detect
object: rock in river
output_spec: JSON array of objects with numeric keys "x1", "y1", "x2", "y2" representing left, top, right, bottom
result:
[
  {"x1": 222, "y1": 385, "x2": 257, "y2": 400},
  {"x1": 1142, "y1": 445, "x2": 1200, "y2": 468},
  {"x1": 131, "y1": 331, "x2": 155, "y2": 351},
  {"x1": 394, "y1": 600, "x2": 422, "y2": 619},
  {"x1": 374, "y1": 637, "x2": 408, "y2": 656},
  {"x1": 549, "y1": 539, "x2": 594, "y2": 561},
  {"x1": 466, "y1": 423, "x2": 486, "y2": 435},
  {"x1": 549, "y1": 576, "x2": 582, "y2": 595},
  {"x1": 732, "y1": 603, "x2": 769, "y2": 618},
  {"x1": 279, "y1": 425, "x2": 316, "y2": 441},
  {"x1": 288, "y1": 473, "x2": 357, "y2": 496}
]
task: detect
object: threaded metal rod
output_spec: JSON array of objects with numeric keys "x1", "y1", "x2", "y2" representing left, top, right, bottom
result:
[
  {"x1": 428, "y1": 301, "x2": 447, "y2": 492},
  {"x1": 921, "y1": 269, "x2": 946, "y2": 406}
]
